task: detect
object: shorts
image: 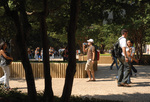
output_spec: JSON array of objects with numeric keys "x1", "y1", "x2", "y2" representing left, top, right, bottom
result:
[{"x1": 85, "y1": 59, "x2": 93, "y2": 71}]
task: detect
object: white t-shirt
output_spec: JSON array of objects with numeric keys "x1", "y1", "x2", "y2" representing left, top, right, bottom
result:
[
  {"x1": 126, "y1": 47, "x2": 130, "y2": 60},
  {"x1": 131, "y1": 46, "x2": 135, "y2": 54},
  {"x1": 119, "y1": 36, "x2": 127, "y2": 56},
  {"x1": 126, "y1": 46, "x2": 135, "y2": 60}
]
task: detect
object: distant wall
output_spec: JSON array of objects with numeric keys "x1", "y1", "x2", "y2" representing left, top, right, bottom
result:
[
  {"x1": 79, "y1": 55, "x2": 113, "y2": 64},
  {"x1": 79, "y1": 55, "x2": 150, "y2": 65}
]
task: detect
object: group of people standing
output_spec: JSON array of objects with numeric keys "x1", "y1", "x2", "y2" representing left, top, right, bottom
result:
[
  {"x1": 83, "y1": 29, "x2": 139, "y2": 87},
  {"x1": 0, "y1": 29, "x2": 140, "y2": 90},
  {"x1": 27, "y1": 47, "x2": 57, "y2": 60},
  {"x1": 111, "y1": 29, "x2": 139, "y2": 87}
]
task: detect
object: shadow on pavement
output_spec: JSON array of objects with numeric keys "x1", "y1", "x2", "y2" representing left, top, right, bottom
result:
[{"x1": 82, "y1": 93, "x2": 150, "y2": 102}]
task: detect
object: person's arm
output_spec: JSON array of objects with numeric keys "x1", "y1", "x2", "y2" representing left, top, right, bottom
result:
[
  {"x1": 83, "y1": 44, "x2": 88, "y2": 52},
  {"x1": 92, "y1": 51, "x2": 95, "y2": 63},
  {"x1": 92, "y1": 47, "x2": 95, "y2": 63},
  {"x1": 122, "y1": 47, "x2": 128, "y2": 62},
  {"x1": 131, "y1": 51, "x2": 135, "y2": 62},
  {"x1": 127, "y1": 50, "x2": 138, "y2": 63},
  {"x1": 1, "y1": 50, "x2": 13, "y2": 60}
]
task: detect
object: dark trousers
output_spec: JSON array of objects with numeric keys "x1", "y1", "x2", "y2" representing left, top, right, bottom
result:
[
  {"x1": 131, "y1": 62, "x2": 137, "y2": 73},
  {"x1": 118, "y1": 56, "x2": 131, "y2": 85},
  {"x1": 110, "y1": 57, "x2": 119, "y2": 70}
]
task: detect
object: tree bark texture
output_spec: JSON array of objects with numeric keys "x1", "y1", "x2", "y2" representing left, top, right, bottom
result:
[
  {"x1": 40, "y1": 0, "x2": 54, "y2": 102},
  {"x1": 3, "y1": 1, "x2": 37, "y2": 102},
  {"x1": 61, "y1": 0, "x2": 80, "y2": 102}
]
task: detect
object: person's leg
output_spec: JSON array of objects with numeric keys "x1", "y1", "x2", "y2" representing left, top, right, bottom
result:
[
  {"x1": 110, "y1": 60, "x2": 115, "y2": 70},
  {"x1": 114, "y1": 57, "x2": 119, "y2": 70},
  {"x1": 0, "y1": 76, "x2": 5, "y2": 84},
  {"x1": 91, "y1": 70, "x2": 95, "y2": 80},
  {"x1": 85, "y1": 60, "x2": 92, "y2": 81},
  {"x1": 118, "y1": 56, "x2": 124, "y2": 85},
  {"x1": 122, "y1": 61, "x2": 131, "y2": 84},
  {"x1": 127, "y1": 72, "x2": 131, "y2": 84},
  {"x1": 2, "y1": 66, "x2": 10, "y2": 88},
  {"x1": 117, "y1": 61, "x2": 124, "y2": 85},
  {"x1": 131, "y1": 62, "x2": 137, "y2": 73},
  {"x1": 87, "y1": 70, "x2": 92, "y2": 80},
  {"x1": 90, "y1": 61, "x2": 96, "y2": 80}
]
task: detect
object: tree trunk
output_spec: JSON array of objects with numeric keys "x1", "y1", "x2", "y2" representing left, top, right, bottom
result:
[
  {"x1": 40, "y1": 0, "x2": 54, "y2": 102},
  {"x1": 61, "y1": 0, "x2": 80, "y2": 102},
  {"x1": 3, "y1": 2, "x2": 37, "y2": 102}
]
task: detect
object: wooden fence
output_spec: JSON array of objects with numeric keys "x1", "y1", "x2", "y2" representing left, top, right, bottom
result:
[
  {"x1": 79, "y1": 55, "x2": 113, "y2": 64},
  {"x1": 0, "y1": 62, "x2": 87, "y2": 78}
]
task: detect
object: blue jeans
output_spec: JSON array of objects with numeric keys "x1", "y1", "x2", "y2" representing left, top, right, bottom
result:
[{"x1": 110, "y1": 57, "x2": 119, "y2": 70}]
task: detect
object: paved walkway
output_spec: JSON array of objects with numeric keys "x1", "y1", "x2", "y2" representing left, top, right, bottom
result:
[{"x1": 10, "y1": 64, "x2": 150, "y2": 102}]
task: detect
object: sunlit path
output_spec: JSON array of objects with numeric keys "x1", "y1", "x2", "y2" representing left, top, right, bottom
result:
[{"x1": 10, "y1": 64, "x2": 150, "y2": 102}]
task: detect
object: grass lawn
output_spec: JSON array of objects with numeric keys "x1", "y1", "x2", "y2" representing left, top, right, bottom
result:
[{"x1": 100, "y1": 53, "x2": 111, "y2": 56}]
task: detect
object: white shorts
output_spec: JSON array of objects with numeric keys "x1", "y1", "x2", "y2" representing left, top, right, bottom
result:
[{"x1": 85, "y1": 59, "x2": 93, "y2": 71}]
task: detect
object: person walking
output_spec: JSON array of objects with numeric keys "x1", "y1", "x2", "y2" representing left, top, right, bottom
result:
[
  {"x1": 83, "y1": 39, "x2": 96, "y2": 81},
  {"x1": 110, "y1": 51, "x2": 119, "y2": 70},
  {"x1": 0, "y1": 41, "x2": 13, "y2": 89},
  {"x1": 117, "y1": 29, "x2": 131, "y2": 87}
]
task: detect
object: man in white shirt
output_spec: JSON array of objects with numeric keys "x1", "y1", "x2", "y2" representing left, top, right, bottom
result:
[{"x1": 118, "y1": 29, "x2": 131, "y2": 87}]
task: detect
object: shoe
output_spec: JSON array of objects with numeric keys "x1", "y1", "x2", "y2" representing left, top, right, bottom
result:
[
  {"x1": 92, "y1": 79, "x2": 96, "y2": 81},
  {"x1": 124, "y1": 84, "x2": 131, "y2": 87},
  {"x1": 120, "y1": 83, "x2": 131, "y2": 87},
  {"x1": 118, "y1": 84, "x2": 124, "y2": 87},
  {"x1": 86, "y1": 79, "x2": 92, "y2": 82},
  {"x1": 127, "y1": 82, "x2": 132, "y2": 84}
]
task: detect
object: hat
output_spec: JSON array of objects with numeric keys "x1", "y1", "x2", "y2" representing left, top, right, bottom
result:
[{"x1": 87, "y1": 39, "x2": 94, "y2": 43}]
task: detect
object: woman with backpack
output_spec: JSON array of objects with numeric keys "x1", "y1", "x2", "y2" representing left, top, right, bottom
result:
[{"x1": 0, "y1": 41, "x2": 13, "y2": 89}]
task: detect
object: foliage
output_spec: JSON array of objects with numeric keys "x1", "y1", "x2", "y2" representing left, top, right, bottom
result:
[
  {"x1": 1, "y1": 0, "x2": 150, "y2": 51},
  {"x1": 0, "y1": 89, "x2": 121, "y2": 102}
]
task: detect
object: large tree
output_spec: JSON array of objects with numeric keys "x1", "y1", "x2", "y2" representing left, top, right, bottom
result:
[
  {"x1": 40, "y1": 0, "x2": 54, "y2": 102},
  {"x1": 2, "y1": 0, "x2": 37, "y2": 102},
  {"x1": 61, "y1": 0, "x2": 80, "y2": 102}
]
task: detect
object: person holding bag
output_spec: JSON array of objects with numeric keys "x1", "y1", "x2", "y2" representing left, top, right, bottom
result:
[{"x1": 0, "y1": 41, "x2": 13, "y2": 89}]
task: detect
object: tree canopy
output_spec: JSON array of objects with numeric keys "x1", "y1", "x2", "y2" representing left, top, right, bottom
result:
[{"x1": 1, "y1": 0, "x2": 150, "y2": 58}]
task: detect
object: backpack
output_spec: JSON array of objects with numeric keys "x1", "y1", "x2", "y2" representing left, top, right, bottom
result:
[
  {"x1": 93, "y1": 45, "x2": 100, "y2": 61},
  {"x1": 96, "y1": 50, "x2": 100, "y2": 61},
  {"x1": 111, "y1": 39, "x2": 122, "y2": 58}
]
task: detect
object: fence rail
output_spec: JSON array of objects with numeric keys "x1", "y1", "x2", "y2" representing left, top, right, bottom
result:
[{"x1": 0, "y1": 62, "x2": 87, "y2": 78}]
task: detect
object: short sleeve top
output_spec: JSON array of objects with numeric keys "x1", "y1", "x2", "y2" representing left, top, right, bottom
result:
[
  {"x1": 87, "y1": 45, "x2": 95, "y2": 60},
  {"x1": 119, "y1": 36, "x2": 127, "y2": 56}
]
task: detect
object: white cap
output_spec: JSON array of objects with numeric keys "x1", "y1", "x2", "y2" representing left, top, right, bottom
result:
[{"x1": 87, "y1": 39, "x2": 94, "y2": 43}]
